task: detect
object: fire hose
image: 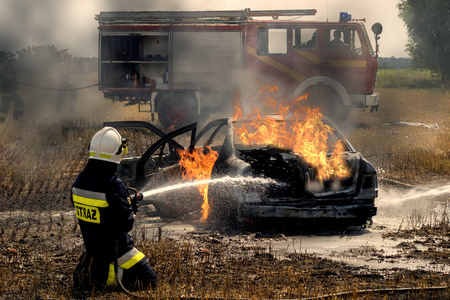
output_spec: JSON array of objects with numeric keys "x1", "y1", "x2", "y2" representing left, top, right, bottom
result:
[
  {"x1": 16, "y1": 71, "x2": 127, "y2": 92},
  {"x1": 301, "y1": 286, "x2": 448, "y2": 300},
  {"x1": 111, "y1": 187, "x2": 148, "y2": 299}
]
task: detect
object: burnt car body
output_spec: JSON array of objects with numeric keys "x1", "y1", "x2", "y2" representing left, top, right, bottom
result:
[{"x1": 107, "y1": 117, "x2": 378, "y2": 228}]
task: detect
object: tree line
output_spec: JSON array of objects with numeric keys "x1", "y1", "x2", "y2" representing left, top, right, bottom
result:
[
  {"x1": 0, "y1": 45, "x2": 97, "y2": 75},
  {"x1": 398, "y1": 0, "x2": 450, "y2": 81},
  {"x1": 378, "y1": 57, "x2": 412, "y2": 70}
]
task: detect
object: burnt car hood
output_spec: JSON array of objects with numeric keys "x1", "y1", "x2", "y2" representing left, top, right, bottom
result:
[
  {"x1": 208, "y1": 118, "x2": 374, "y2": 201},
  {"x1": 212, "y1": 145, "x2": 372, "y2": 201}
]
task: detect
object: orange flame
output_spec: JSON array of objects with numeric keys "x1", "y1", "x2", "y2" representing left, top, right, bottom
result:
[
  {"x1": 233, "y1": 82, "x2": 350, "y2": 183},
  {"x1": 178, "y1": 146, "x2": 219, "y2": 220}
]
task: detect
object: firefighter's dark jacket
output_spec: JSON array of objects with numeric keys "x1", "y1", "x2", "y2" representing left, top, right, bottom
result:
[{"x1": 71, "y1": 159, "x2": 139, "y2": 266}]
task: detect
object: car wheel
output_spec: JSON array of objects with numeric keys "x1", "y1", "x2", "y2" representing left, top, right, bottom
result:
[
  {"x1": 209, "y1": 184, "x2": 246, "y2": 230},
  {"x1": 151, "y1": 189, "x2": 202, "y2": 221},
  {"x1": 151, "y1": 201, "x2": 173, "y2": 221}
]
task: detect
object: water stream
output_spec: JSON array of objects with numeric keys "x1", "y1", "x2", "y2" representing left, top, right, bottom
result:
[
  {"x1": 142, "y1": 176, "x2": 277, "y2": 198},
  {"x1": 378, "y1": 184, "x2": 450, "y2": 206}
]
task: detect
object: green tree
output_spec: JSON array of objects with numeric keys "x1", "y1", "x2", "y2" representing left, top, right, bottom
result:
[
  {"x1": 15, "y1": 44, "x2": 61, "y2": 74},
  {"x1": 398, "y1": 0, "x2": 450, "y2": 81}
]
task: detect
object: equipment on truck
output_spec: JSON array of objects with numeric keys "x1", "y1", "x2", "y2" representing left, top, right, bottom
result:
[{"x1": 96, "y1": 9, "x2": 382, "y2": 128}]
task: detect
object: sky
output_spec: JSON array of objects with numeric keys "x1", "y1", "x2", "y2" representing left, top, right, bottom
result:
[{"x1": 0, "y1": 0, "x2": 409, "y2": 58}]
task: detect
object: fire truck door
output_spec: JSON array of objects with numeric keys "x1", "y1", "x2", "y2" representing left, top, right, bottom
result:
[{"x1": 320, "y1": 26, "x2": 366, "y2": 93}]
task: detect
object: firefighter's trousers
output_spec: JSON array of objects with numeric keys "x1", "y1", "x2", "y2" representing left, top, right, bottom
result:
[
  {"x1": 0, "y1": 94, "x2": 23, "y2": 122},
  {"x1": 73, "y1": 251, "x2": 157, "y2": 291}
]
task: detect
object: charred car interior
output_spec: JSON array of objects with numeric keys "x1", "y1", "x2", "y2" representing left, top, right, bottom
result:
[{"x1": 106, "y1": 116, "x2": 378, "y2": 230}]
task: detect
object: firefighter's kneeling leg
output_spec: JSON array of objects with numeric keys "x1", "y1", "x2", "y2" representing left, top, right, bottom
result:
[
  {"x1": 73, "y1": 252, "x2": 111, "y2": 291},
  {"x1": 120, "y1": 258, "x2": 157, "y2": 291},
  {"x1": 73, "y1": 252, "x2": 92, "y2": 290}
]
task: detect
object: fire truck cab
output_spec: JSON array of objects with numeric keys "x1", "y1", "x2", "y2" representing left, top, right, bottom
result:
[{"x1": 96, "y1": 9, "x2": 382, "y2": 128}]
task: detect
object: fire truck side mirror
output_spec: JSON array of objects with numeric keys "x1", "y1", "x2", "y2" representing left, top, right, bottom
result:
[
  {"x1": 371, "y1": 23, "x2": 383, "y2": 58},
  {"x1": 371, "y1": 23, "x2": 383, "y2": 35}
]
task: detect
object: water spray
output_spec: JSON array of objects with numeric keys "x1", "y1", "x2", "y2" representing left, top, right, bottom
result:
[
  {"x1": 397, "y1": 185, "x2": 450, "y2": 202},
  {"x1": 141, "y1": 176, "x2": 277, "y2": 202},
  {"x1": 378, "y1": 184, "x2": 450, "y2": 207}
]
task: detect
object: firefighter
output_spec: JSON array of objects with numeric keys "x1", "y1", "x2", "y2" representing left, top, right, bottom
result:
[
  {"x1": 56, "y1": 50, "x2": 78, "y2": 112},
  {"x1": 329, "y1": 30, "x2": 348, "y2": 50},
  {"x1": 0, "y1": 54, "x2": 23, "y2": 122},
  {"x1": 72, "y1": 126, "x2": 157, "y2": 291}
]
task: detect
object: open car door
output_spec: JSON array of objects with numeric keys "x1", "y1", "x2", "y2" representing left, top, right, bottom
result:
[
  {"x1": 106, "y1": 121, "x2": 198, "y2": 220},
  {"x1": 134, "y1": 123, "x2": 196, "y2": 190},
  {"x1": 104, "y1": 121, "x2": 196, "y2": 189}
]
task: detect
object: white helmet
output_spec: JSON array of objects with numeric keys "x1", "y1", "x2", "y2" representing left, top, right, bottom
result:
[{"x1": 89, "y1": 127, "x2": 128, "y2": 164}]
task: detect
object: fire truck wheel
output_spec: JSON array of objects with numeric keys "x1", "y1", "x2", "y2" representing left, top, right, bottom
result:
[
  {"x1": 156, "y1": 92, "x2": 199, "y2": 129},
  {"x1": 303, "y1": 85, "x2": 349, "y2": 124}
]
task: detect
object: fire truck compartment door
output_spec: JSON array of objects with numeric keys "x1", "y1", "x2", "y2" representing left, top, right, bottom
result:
[{"x1": 172, "y1": 31, "x2": 242, "y2": 89}]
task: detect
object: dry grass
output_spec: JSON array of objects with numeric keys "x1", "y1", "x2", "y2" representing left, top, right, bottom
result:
[
  {"x1": 0, "y1": 82, "x2": 449, "y2": 298},
  {"x1": 377, "y1": 69, "x2": 442, "y2": 89},
  {"x1": 1, "y1": 215, "x2": 448, "y2": 299},
  {"x1": 0, "y1": 75, "x2": 161, "y2": 211},
  {"x1": 347, "y1": 87, "x2": 450, "y2": 184},
  {"x1": 0, "y1": 121, "x2": 92, "y2": 211}
]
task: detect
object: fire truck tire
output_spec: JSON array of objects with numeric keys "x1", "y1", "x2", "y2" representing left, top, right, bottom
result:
[
  {"x1": 303, "y1": 85, "x2": 349, "y2": 124},
  {"x1": 155, "y1": 92, "x2": 199, "y2": 129}
]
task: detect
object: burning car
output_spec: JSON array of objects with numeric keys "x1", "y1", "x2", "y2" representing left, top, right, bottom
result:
[{"x1": 107, "y1": 111, "x2": 377, "y2": 229}]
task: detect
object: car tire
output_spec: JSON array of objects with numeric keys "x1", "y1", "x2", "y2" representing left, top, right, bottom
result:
[
  {"x1": 209, "y1": 184, "x2": 246, "y2": 230},
  {"x1": 151, "y1": 201, "x2": 173, "y2": 221}
]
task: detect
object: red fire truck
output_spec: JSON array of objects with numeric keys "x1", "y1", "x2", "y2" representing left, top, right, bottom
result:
[{"x1": 96, "y1": 9, "x2": 382, "y2": 127}]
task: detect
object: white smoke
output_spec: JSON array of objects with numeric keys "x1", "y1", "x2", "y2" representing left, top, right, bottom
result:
[
  {"x1": 375, "y1": 183, "x2": 450, "y2": 230},
  {"x1": 0, "y1": 0, "x2": 408, "y2": 58},
  {"x1": 377, "y1": 184, "x2": 450, "y2": 208}
]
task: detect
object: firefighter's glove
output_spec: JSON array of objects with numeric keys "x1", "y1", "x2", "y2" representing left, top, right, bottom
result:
[
  {"x1": 128, "y1": 193, "x2": 143, "y2": 214},
  {"x1": 132, "y1": 200, "x2": 139, "y2": 214}
]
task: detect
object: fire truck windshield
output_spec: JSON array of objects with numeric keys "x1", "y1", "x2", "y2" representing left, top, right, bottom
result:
[{"x1": 361, "y1": 24, "x2": 375, "y2": 56}]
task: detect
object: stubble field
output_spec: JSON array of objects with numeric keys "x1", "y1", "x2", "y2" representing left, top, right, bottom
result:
[{"x1": 0, "y1": 81, "x2": 449, "y2": 299}]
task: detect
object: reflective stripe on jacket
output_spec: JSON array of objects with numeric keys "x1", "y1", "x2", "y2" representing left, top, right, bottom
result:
[
  {"x1": 72, "y1": 187, "x2": 108, "y2": 224},
  {"x1": 106, "y1": 247, "x2": 146, "y2": 286}
]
